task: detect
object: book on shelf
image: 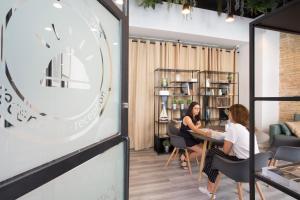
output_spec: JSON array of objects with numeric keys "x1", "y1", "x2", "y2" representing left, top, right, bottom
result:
[{"x1": 262, "y1": 162, "x2": 300, "y2": 193}]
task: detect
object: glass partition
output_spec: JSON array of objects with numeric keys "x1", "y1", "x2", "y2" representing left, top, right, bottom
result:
[
  {"x1": 0, "y1": 0, "x2": 127, "y2": 198},
  {"x1": 19, "y1": 142, "x2": 125, "y2": 200}
]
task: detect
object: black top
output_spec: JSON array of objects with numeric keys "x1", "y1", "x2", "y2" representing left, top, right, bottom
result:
[{"x1": 179, "y1": 116, "x2": 201, "y2": 147}]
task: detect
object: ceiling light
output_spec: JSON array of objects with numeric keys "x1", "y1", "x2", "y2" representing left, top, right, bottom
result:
[
  {"x1": 225, "y1": 13, "x2": 235, "y2": 22},
  {"x1": 90, "y1": 28, "x2": 98, "y2": 32},
  {"x1": 53, "y1": 2, "x2": 62, "y2": 9},
  {"x1": 225, "y1": 0, "x2": 234, "y2": 22},
  {"x1": 114, "y1": 0, "x2": 123, "y2": 5},
  {"x1": 182, "y1": 3, "x2": 191, "y2": 15},
  {"x1": 44, "y1": 27, "x2": 52, "y2": 31}
]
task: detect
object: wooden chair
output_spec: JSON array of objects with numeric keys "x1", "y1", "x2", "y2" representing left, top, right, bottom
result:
[
  {"x1": 164, "y1": 121, "x2": 193, "y2": 174},
  {"x1": 270, "y1": 146, "x2": 300, "y2": 166},
  {"x1": 210, "y1": 152, "x2": 273, "y2": 200}
]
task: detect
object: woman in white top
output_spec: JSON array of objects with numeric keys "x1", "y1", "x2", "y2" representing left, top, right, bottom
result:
[{"x1": 199, "y1": 104, "x2": 259, "y2": 198}]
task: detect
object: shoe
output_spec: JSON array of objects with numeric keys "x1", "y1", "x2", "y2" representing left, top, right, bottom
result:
[
  {"x1": 180, "y1": 161, "x2": 188, "y2": 170},
  {"x1": 198, "y1": 186, "x2": 216, "y2": 199}
]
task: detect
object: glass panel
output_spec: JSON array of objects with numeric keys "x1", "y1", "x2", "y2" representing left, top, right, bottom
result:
[
  {"x1": 19, "y1": 142, "x2": 125, "y2": 200},
  {"x1": 254, "y1": 101, "x2": 300, "y2": 199},
  {"x1": 0, "y1": 0, "x2": 121, "y2": 181},
  {"x1": 251, "y1": 101, "x2": 300, "y2": 199},
  {"x1": 254, "y1": 101, "x2": 300, "y2": 149},
  {"x1": 254, "y1": 29, "x2": 300, "y2": 97}
]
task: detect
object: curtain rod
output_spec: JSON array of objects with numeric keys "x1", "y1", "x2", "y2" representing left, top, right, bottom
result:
[{"x1": 129, "y1": 36, "x2": 237, "y2": 51}]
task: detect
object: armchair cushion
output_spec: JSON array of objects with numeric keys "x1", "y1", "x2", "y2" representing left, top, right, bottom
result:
[
  {"x1": 285, "y1": 121, "x2": 300, "y2": 137},
  {"x1": 269, "y1": 124, "x2": 282, "y2": 145},
  {"x1": 279, "y1": 122, "x2": 292, "y2": 136}
]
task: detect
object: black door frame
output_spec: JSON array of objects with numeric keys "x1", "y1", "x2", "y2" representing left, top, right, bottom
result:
[
  {"x1": 0, "y1": 0, "x2": 129, "y2": 199},
  {"x1": 249, "y1": 0, "x2": 300, "y2": 199}
]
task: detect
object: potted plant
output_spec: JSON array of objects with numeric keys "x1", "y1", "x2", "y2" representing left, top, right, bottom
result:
[
  {"x1": 161, "y1": 78, "x2": 168, "y2": 87},
  {"x1": 186, "y1": 99, "x2": 193, "y2": 106},
  {"x1": 227, "y1": 73, "x2": 233, "y2": 83},
  {"x1": 162, "y1": 139, "x2": 171, "y2": 153},
  {"x1": 178, "y1": 99, "x2": 185, "y2": 110},
  {"x1": 172, "y1": 99, "x2": 177, "y2": 110}
]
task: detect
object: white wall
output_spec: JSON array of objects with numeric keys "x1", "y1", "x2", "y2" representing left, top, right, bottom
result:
[
  {"x1": 238, "y1": 29, "x2": 280, "y2": 132},
  {"x1": 261, "y1": 30, "x2": 280, "y2": 132},
  {"x1": 237, "y1": 43, "x2": 249, "y2": 108}
]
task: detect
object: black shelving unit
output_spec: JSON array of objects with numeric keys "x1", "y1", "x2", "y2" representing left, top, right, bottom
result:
[
  {"x1": 249, "y1": 1, "x2": 300, "y2": 199},
  {"x1": 199, "y1": 70, "x2": 239, "y2": 127},
  {"x1": 154, "y1": 68, "x2": 200, "y2": 154}
]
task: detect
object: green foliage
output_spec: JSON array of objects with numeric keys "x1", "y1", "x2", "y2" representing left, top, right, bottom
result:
[
  {"x1": 173, "y1": 99, "x2": 178, "y2": 104},
  {"x1": 138, "y1": 0, "x2": 281, "y2": 17},
  {"x1": 162, "y1": 139, "x2": 171, "y2": 147},
  {"x1": 216, "y1": 0, "x2": 223, "y2": 16},
  {"x1": 178, "y1": 99, "x2": 185, "y2": 104},
  {"x1": 186, "y1": 99, "x2": 193, "y2": 105},
  {"x1": 139, "y1": 0, "x2": 160, "y2": 9},
  {"x1": 246, "y1": 0, "x2": 279, "y2": 14}
]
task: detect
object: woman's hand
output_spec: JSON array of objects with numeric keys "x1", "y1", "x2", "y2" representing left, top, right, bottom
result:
[
  {"x1": 198, "y1": 128, "x2": 212, "y2": 137},
  {"x1": 196, "y1": 122, "x2": 201, "y2": 129},
  {"x1": 204, "y1": 129, "x2": 212, "y2": 137}
]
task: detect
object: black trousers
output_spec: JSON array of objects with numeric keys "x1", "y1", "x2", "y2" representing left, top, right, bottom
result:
[{"x1": 203, "y1": 148, "x2": 242, "y2": 183}]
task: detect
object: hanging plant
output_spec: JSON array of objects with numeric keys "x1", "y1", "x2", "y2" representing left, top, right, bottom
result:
[
  {"x1": 139, "y1": 0, "x2": 162, "y2": 9},
  {"x1": 245, "y1": 0, "x2": 279, "y2": 15},
  {"x1": 138, "y1": 0, "x2": 282, "y2": 18},
  {"x1": 139, "y1": 0, "x2": 196, "y2": 10}
]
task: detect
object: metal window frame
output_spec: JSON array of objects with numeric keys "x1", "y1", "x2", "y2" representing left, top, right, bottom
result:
[
  {"x1": 249, "y1": 0, "x2": 300, "y2": 199},
  {"x1": 0, "y1": 0, "x2": 129, "y2": 199}
]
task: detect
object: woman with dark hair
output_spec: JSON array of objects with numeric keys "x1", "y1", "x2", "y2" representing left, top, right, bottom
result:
[
  {"x1": 198, "y1": 104, "x2": 260, "y2": 199},
  {"x1": 179, "y1": 102, "x2": 211, "y2": 168}
]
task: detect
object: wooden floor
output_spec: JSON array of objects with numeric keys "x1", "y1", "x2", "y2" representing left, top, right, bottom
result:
[{"x1": 129, "y1": 149, "x2": 294, "y2": 200}]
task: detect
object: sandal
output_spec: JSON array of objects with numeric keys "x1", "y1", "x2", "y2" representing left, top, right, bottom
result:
[
  {"x1": 180, "y1": 154, "x2": 186, "y2": 162},
  {"x1": 180, "y1": 161, "x2": 188, "y2": 170}
]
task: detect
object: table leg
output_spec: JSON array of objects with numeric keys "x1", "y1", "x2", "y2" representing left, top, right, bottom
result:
[
  {"x1": 208, "y1": 141, "x2": 212, "y2": 150},
  {"x1": 198, "y1": 140, "x2": 208, "y2": 181}
]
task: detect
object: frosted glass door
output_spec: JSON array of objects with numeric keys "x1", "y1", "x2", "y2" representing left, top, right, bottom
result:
[
  {"x1": 0, "y1": 0, "x2": 127, "y2": 199},
  {"x1": 19, "y1": 142, "x2": 125, "y2": 200}
]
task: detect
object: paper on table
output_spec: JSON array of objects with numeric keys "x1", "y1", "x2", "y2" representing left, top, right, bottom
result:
[{"x1": 211, "y1": 130, "x2": 226, "y2": 140}]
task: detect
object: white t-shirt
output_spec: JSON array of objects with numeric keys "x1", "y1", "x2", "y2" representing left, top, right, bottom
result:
[{"x1": 224, "y1": 123, "x2": 259, "y2": 159}]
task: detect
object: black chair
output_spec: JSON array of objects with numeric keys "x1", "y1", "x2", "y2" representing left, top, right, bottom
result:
[
  {"x1": 210, "y1": 152, "x2": 273, "y2": 200},
  {"x1": 271, "y1": 146, "x2": 300, "y2": 166},
  {"x1": 164, "y1": 121, "x2": 194, "y2": 175}
]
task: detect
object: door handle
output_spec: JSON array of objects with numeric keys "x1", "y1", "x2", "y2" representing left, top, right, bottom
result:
[{"x1": 122, "y1": 102, "x2": 129, "y2": 108}]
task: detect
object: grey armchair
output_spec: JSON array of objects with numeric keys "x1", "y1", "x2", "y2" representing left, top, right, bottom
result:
[
  {"x1": 210, "y1": 151, "x2": 273, "y2": 200},
  {"x1": 269, "y1": 114, "x2": 300, "y2": 148},
  {"x1": 164, "y1": 121, "x2": 193, "y2": 174}
]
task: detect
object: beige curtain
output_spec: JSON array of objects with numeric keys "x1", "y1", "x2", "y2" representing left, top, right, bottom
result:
[{"x1": 129, "y1": 39, "x2": 237, "y2": 150}]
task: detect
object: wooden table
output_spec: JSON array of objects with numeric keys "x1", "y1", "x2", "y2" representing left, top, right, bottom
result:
[{"x1": 189, "y1": 131, "x2": 224, "y2": 181}]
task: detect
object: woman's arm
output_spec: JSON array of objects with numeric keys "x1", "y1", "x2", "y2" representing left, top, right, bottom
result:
[
  {"x1": 223, "y1": 140, "x2": 233, "y2": 155},
  {"x1": 184, "y1": 116, "x2": 211, "y2": 137}
]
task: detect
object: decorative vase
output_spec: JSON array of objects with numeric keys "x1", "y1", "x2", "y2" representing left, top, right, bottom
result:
[
  {"x1": 206, "y1": 79, "x2": 210, "y2": 87},
  {"x1": 180, "y1": 103, "x2": 185, "y2": 110},
  {"x1": 218, "y1": 89, "x2": 222, "y2": 96},
  {"x1": 161, "y1": 78, "x2": 168, "y2": 87},
  {"x1": 160, "y1": 102, "x2": 168, "y2": 121},
  {"x1": 172, "y1": 104, "x2": 177, "y2": 110},
  {"x1": 164, "y1": 146, "x2": 169, "y2": 153},
  {"x1": 227, "y1": 74, "x2": 232, "y2": 83},
  {"x1": 175, "y1": 74, "x2": 181, "y2": 81}
]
